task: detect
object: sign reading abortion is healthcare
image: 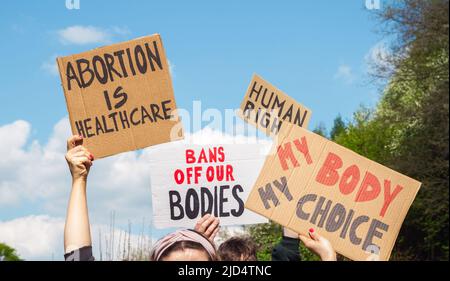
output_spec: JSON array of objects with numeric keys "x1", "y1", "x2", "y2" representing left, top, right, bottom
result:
[
  {"x1": 57, "y1": 34, "x2": 183, "y2": 158},
  {"x1": 149, "y1": 143, "x2": 268, "y2": 228}
]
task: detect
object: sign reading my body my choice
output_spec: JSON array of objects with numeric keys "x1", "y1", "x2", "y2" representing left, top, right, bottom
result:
[
  {"x1": 149, "y1": 143, "x2": 268, "y2": 228},
  {"x1": 57, "y1": 34, "x2": 183, "y2": 158},
  {"x1": 245, "y1": 123, "x2": 421, "y2": 261}
]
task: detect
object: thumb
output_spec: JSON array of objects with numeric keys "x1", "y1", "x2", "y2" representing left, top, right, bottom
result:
[
  {"x1": 308, "y1": 228, "x2": 319, "y2": 241},
  {"x1": 67, "y1": 135, "x2": 84, "y2": 150},
  {"x1": 298, "y1": 234, "x2": 311, "y2": 245}
]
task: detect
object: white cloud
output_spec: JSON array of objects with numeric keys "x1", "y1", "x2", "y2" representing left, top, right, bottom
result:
[
  {"x1": 41, "y1": 55, "x2": 59, "y2": 76},
  {"x1": 334, "y1": 64, "x2": 355, "y2": 84},
  {"x1": 57, "y1": 25, "x2": 112, "y2": 45},
  {"x1": 365, "y1": 41, "x2": 393, "y2": 75},
  {"x1": 168, "y1": 60, "x2": 175, "y2": 77},
  {"x1": 57, "y1": 25, "x2": 131, "y2": 45},
  {"x1": 0, "y1": 215, "x2": 64, "y2": 260},
  {"x1": 0, "y1": 215, "x2": 154, "y2": 260},
  {"x1": 0, "y1": 117, "x2": 270, "y2": 260}
]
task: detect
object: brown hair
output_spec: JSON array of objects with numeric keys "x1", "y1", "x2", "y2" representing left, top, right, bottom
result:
[{"x1": 218, "y1": 236, "x2": 258, "y2": 261}]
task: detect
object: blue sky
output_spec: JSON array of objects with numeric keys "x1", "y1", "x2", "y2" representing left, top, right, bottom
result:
[
  {"x1": 0, "y1": 0, "x2": 387, "y2": 260},
  {"x1": 0, "y1": 0, "x2": 384, "y2": 141}
]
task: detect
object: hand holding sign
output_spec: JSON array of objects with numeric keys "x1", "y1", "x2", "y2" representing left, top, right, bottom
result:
[
  {"x1": 299, "y1": 228, "x2": 336, "y2": 261},
  {"x1": 149, "y1": 143, "x2": 268, "y2": 228},
  {"x1": 194, "y1": 214, "x2": 221, "y2": 242},
  {"x1": 57, "y1": 34, "x2": 183, "y2": 159},
  {"x1": 238, "y1": 76, "x2": 421, "y2": 261},
  {"x1": 65, "y1": 135, "x2": 94, "y2": 181}
]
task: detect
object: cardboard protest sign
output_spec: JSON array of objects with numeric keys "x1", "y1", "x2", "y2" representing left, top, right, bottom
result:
[
  {"x1": 148, "y1": 143, "x2": 269, "y2": 228},
  {"x1": 238, "y1": 74, "x2": 312, "y2": 136},
  {"x1": 244, "y1": 123, "x2": 421, "y2": 261},
  {"x1": 57, "y1": 34, "x2": 183, "y2": 158}
]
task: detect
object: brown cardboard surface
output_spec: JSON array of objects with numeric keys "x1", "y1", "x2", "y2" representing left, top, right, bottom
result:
[
  {"x1": 57, "y1": 34, "x2": 183, "y2": 158},
  {"x1": 245, "y1": 123, "x2": 421, "y2": 261},
  {"x1": 238, "y1": 74, "x2": 312, "y2": 136}
]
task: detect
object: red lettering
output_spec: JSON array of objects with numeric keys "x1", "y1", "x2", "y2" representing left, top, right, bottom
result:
[
  {"x1": 316, "y1": 153, "x2": 342, "y2": 186},
  {"x1": 226, "y1": 165, "x2": 235, "y2": 181},
  {"x1": 380, "y1": 180, "x2": 403, "y2": 217},
  {"x1": 218, "y1": 146, "x2": 225, "y2": 162},
  {"x1": 174, "y1": 169, "x2": 184, "y2": 184},
  {"x1": 277, "y1": 142, "x2": 299, "y2": 171},
  {"x1": 355, "y1": 172, "x2": 381, "y2": 202},
  {"x1": 293, "y1": 137, "x2": 313, "y2": 164},
  {"x1": 198, "y1": 149, "x2": 207, "y2": 163},
  {"x1": 206, "y1": 166, "x2": 215, "y2": 182},
  {"x1": 208, "y1": 147, "x2": 217, "y2": 162},
  {"x1": 186, "y1": 149, "x2": 195, "y2": 164},
  {"x1": 339, "y1": 164, "x2": 360, "y2": 195}
]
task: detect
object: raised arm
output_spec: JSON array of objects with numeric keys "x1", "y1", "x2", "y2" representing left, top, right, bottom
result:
[{"x1": 64, "y1": 135, "x2": 94, "y2": 254}]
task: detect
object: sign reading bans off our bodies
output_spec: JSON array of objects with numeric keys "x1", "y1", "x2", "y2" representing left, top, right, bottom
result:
[
  {"x1": 245, "y1": 123, "x2": 421, "y2": 261},
  {"x1": 57, "y1": 34, "x2": 183, "y2": 158},
  {"x1": 148, "y1": 143, "x2": 268, "y2": 228}
]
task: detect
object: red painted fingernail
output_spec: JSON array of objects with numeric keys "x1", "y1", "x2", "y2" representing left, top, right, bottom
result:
[
  {"x1": 90, "y1": 154, "x2": 94, "y2": 161},
  {"x1": 309, "y1": 228, "x2": 314, "y2": 233}
]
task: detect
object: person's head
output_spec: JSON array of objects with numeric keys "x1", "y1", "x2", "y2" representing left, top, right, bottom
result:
[
  {"x1": 218, "y1": 236, "x2": 258, "y2": 261},
  {"x1": 150, "y1": 229, "x2": 217, "y2": 261}
]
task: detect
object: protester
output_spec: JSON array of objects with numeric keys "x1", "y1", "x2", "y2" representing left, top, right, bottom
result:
[
  {"x1": 150, "y1": 214, "x2": 220, "y2": 261},
  {"x1": 218, "y1": 236, "x2": 258, "y2": 261},
  {"x1": 150, "y1": 229, "x2": 217, "y2": 261},
  {"x1": 63, "y1": 135, "x2": 336, "y2": 261},
  {"x1": 64, "y1": 134, "x2": 222, "y2": 261}
]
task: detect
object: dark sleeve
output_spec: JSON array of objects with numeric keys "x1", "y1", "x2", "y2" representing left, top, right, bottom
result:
[
  {"x1": 64, "y1": 246, "x2": 95, "y2": 261},
  {"x1": 271, "y1": 236, "x2": 301, "y2": 261}
]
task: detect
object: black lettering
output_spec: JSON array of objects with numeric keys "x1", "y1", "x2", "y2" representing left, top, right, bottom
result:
[
  {"x1": 92, "y1": 56, "x2": 108, "y2": 84},
  {"x1": 349, "y1": 215, "x2": 369, "y2": 246},
  {"x1": 185, "y1": 189, "x2": 200, "y2": 219},
  {"x1": 113, "y1": 86, "x2": 128, "y2": 109},
  {"x1": 161, "y1": 100, "x2": 172, "y2": 119},
  {"x1": 296, "y1": 194, "x2": 317, "y2": 220},
  {"x1": 201, "y1": 187, "x2": 214, "y2": 216},
  {"x1": 66, "y1": 62, "x2": 81, "y2": 91},
  {"x1": 75, "y1": 120, "x2": 85, "y2": 137},
  {"x1": 113, "y1": 50, "x2": 128, "y2": 78},
  {"x1": 258, "y1": 183, "x2": 279, "y2": 209},
  {"x1": 231, "y1": 185, "x2": 244, "y2": 217},
  {"x1": 126, "y1": 48, "x2": 137, "y2": 76},
  {"x1": 169, "y1": 191, "x2": 184, "y2": 220},
  {"x1": 83, "y1": 118, "x2": 94, "y2": 138},
  {"x1": 76, "y1": 59, "x2": 94, "y2": 88},
  {"x1": 134, "y1": 45, "x2": 147, "y2": 74},
  {"x1": 363, "y1": 219, "x2": 389, "y2": 251},
  {"x1": 150, "y1": 104, "x2": 164, "y2": 121},
  {"x1": 104, "y1": 53, "x2": 123, "y2": 81},
  {"x1": 145, "y1": 41, "x2": 163, "y2": 71},
  {"x1": 310, "y1": 196, "x2": 332, "y2": 228},
  {"x1": 325, "y1": 203, "x2": 346, "y2": 233},
  {"x1": 219, "y1": 185, "x2": 230, "y2": 217}
]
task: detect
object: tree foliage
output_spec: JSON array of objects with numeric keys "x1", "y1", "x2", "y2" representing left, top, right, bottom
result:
[
  {"x1": 332, "y1": 0, "x2": 449, "y2": 260},
  {"x1": 0, "y1": 243, "x2": 22, "y2": 261},
  {"x1": 249, "y1": 0, "x2": 448, "y2": 261}
]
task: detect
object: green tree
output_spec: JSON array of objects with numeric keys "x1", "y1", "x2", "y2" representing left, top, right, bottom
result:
[
  {"x1": 248, "y1": 222, "x2": 320, "y2": 261},
  {"x1": 329, "y1": 115, "x2": 346, "y2": 141},
  {"x1": 312, "y1": 122, "x2": 328, "y2": 138},
  {"x1": 333, "y1": 0, "x2": 449, "y2": 260},
  {"x1": 0, "y1": 243, "x2": 22, "y2": 261}
]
